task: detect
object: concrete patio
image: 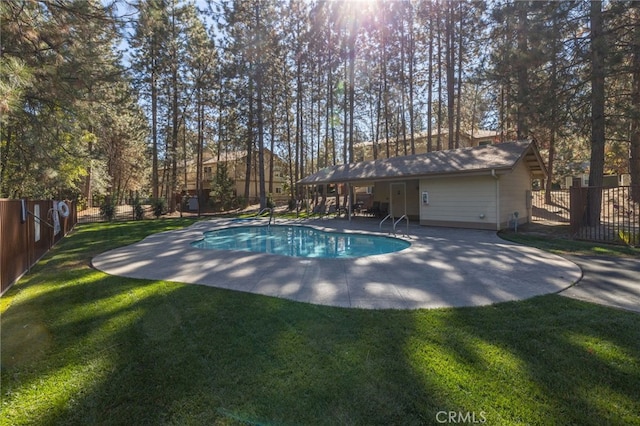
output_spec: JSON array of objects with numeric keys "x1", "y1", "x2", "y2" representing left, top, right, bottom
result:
[{"x1": 92, "y1": 218, "x2": 582, "y2": 310}]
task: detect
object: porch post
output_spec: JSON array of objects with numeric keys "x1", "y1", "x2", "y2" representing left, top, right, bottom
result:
[{"x1": 348, "y1": 183, "x2": 352, "y2": 222}]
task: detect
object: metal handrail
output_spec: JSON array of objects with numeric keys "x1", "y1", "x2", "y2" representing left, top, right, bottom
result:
[
  {"x1": 379, "y1": 214, "x2": 392, "y2": 230},
  {"x1": 258, "y1": 207, "x2": 273, "y2": 226},
  {"x1": 393, "y1": 214, "x2": 409, "y2": 236}
]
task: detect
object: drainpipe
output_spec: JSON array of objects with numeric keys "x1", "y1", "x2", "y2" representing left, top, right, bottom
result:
[{"x1": 491, "y1": 169, "x2": 500, "y2": 230}]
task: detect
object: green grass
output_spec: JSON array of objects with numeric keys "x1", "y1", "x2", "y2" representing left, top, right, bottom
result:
[
  {"x1": 499, "y1": 231, "x2": 640, "y2": 257},
  {"x1": 2, "y1": 220, "x2": 639, "y2": 425}
]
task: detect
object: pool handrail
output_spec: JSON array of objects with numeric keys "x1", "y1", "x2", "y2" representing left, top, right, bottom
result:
[
  {"x1": 379, "y1": 214, "x2": 392, "y2": 230},
  {"x1": 380, "y1": 213, "x2": 409, "y2": 237},
  {"x1": 393, "y1": 214, "x2": 409, "y2": 237},
  {"x1": 258, "y1": 207, "x2": 274, "y2": 227}
]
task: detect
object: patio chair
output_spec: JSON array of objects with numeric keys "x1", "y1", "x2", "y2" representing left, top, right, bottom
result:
[
  {"x1": 365, "y1": 201, "x2": 380, "y2": 217},
  {"x1": 312, "y1": 204, "x2": 326, "y2": 217},
  {"x1": 379, "y1": 202, "x2": 389, "y2": 218}
]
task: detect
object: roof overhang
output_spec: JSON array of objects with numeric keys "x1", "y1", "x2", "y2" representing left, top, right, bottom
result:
[{"x1": 298, "y1": 140, "x2": 547, "y2": 186}]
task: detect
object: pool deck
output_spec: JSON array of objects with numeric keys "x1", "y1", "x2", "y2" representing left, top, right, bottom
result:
[{"x1": 92, "y1": 217, "x2": 582, "y2": 310}]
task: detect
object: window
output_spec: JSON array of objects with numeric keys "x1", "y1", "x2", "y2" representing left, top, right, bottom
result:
[{"x1": 275, "y1": 187, "x2": 282, "y2": 194}]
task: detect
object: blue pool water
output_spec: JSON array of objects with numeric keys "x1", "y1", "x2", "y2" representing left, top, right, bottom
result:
[{"x1": 191, "y1": 225, "x2": 410, "y2": 258}]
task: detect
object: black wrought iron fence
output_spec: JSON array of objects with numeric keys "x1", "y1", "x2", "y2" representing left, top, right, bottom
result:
[
  {"x1": 77, "y1": 202, "x2": 151, "y2": 223},
  {"x1": 570, "y1": 186, "x2": 639, "y2": 246},
  {"x1": 532, "y1": 186, "x2": 639, "y2": 246},
  {"x1": 531, "y1": 190, "x2": 571, "y2": 222}
]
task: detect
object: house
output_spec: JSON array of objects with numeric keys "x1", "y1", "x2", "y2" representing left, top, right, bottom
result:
[
  {"x1": 181, "y1": 149, "x2": 289, "y2": 204},
  {"x1": 354, "y1": 129, "x2": 500, "y2": 162},
  {"x1": 298, "y1": 140, "x2": 547, "y2": 230}
]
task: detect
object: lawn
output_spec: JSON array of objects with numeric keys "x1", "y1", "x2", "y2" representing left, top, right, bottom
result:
[
  {"x1": 2, "y1": 220, "x2": 639, "y2": 425},
  {"x1": 499, "y1": 230, "x2": 640, "y2": 257}
]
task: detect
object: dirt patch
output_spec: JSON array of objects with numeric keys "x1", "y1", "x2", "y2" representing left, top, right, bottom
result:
[{"x1": 503, "y1": 221, "x2": 572, "y2": 238}]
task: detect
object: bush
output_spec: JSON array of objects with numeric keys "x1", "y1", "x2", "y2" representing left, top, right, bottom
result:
[
  {"x1": 133, "y1": 196, "x2": 145, "y2": 221},
  {"x1": 209, "y1": 163, "x2": 236, "y2": 211},
  {"x1": 287, "y1": 198, "x2": 296, "y2": 211},
  {"x1": 100, "y1": 199, "x2": 116, "y2": 221},
  {"x1": 234, "y1": 195, "x2": 246, "y2": 209},
  {"x1": 150, "y1": 198, "x2": 166, "y2": 218},
  {"x1": 619, "y1": 229, "x2": 639, "y2": 247},
  {"x1": 76, "y1": 195, "x2": 88, "y2": 212}
]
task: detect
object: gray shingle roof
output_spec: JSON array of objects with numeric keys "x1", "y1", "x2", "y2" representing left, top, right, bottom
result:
[{"x1": 298, "y1": 140, "x2": 546, "y2": 185}]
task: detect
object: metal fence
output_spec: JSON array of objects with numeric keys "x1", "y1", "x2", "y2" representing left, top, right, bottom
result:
[
  {"x1": 1, "y1": 199, "x2": 77, "y2": 295},
  {"x1": 532, "y1": 186, "x2": 639, "y2": 246},
  {"x1": 78, "y1": 202, "x2": 151, "y2": 223},
  {"x1": 531, "y1": 190, "x2": 571, "y2": 222},
  {"x1": 570, "y1": 186, "x2": 639, "y2": 246},
  {"x1": 77, "y1": 197, "x2": 211, "y2": 223}
]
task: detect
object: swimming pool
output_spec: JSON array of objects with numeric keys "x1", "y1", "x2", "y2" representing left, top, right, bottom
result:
[{"x1": 191, "y1": 225, "x2": 410, "y2": 258}]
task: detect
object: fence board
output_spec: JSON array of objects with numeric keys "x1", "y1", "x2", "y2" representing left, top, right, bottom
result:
[{"x1": 0, "y1": 199, "x2": 77, "y2": 295}]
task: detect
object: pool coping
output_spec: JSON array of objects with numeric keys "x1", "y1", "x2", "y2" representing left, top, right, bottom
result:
[
  {"x1": 193, "y1": 222, "x2": 411, "y2": 258},
  {"x1": 91, "y1": 218, "x2": 582, "y2": 310}
]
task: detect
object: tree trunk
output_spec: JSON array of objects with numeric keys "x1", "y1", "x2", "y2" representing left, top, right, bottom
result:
[
  {"x1": 586, "y1": 0, "x2": 606, "y2": 226},
  {"x1": 436, "y1": 0, "x2": 443, "y2": 151},
  {"x1": 408, "y1": 2, "x2": 415, "y2": 155},
  {"x1": 446, "y1": 1, "x2": 455, "y2": 150},
  {"x1": 427, "y1": 2, "x2": 433, "y2": 153},
  {"x1": 284, "y1": 62, "x2": 295, "y2": 201},
  {"x1": 630, "y1": 3, "x2": 640, "y2": 202},
  {"x1": 348, "y1": 28, "x2": 356, "y2": 164},
  {"x1": 151, "y1": 61, "x2": 159, "y2": 200},
  {"x1": 245, "y1": 73, "x2": 254, "y2": 206},
  {"x1": 455, "y1": 2, "x2": 463, "y2": 149},
  {"x1": 255, "y1": 3, "x2": 266, "y2": 210},
  {"x1": 516, "y1": 2, "x2": 529, "y2": 140},
  {"x1": 545, "y1": 14, "x2": 560, "y2": 204},
  {"x1": 196, "y1": 86, "x2": 204, "y2": 216}
]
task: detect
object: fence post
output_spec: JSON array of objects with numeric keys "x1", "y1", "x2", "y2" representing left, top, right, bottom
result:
[{"x1": 570, "y1": 183, "x2": 586, "y2": 235}]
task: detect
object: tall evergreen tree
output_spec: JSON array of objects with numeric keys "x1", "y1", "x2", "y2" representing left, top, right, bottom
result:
[{"x1": 586, "y1": 0, "x2": 606, "y2": 225}]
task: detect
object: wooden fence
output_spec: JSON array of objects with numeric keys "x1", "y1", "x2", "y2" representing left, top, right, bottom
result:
[{"x1": 0, "y1": 199, "x2": 77, "y2": 295}]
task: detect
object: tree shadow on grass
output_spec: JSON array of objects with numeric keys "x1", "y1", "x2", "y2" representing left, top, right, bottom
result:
[
  {"x1": 3, "y1": 270, "x2": 639, "y2": 425},
  {"x1": 2, "y1": 272, "x2": 444, "y2": 425},
  {"x1": 429, "y1": 296, "x2": 640, "y2": 425},
  {"x1": 2, "y1": 221, "x2": 639, "y2": 425}
]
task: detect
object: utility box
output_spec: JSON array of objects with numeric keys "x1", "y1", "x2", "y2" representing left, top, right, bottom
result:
[{"x1": 188, "y1": 196, "x2": 199, "y2": 211}]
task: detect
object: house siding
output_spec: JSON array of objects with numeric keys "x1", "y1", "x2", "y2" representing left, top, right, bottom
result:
[
  {"x1": 419, "y1": 175, "x2": 498, "y2": 229},
  {"x1": 371, "y1": 180, "x2": 420, "y2": 219},
  {"x1": 498, "y1": 160, "x2": 532, "y2": 229},
  {"x1": 181, "y1": 150, "x2": 288, "y2": 202},
  {"x1": 298, "y1": 141, "x2": 544, "y2": 230}
]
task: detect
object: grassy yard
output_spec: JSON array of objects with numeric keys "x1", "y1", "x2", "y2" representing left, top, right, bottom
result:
[
  {"x1": 1, "y1": 220, "x2": 639, "y2": 425},
  {"x1": 499, "y1": 230, "x2": 640, "y2": 257}
]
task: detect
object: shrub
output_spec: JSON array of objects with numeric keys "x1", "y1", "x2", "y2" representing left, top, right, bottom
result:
[
  {"x1": 209, "y1": 163, "x2": 235, "y2": 211},
  {"x1": 133, "y1": 195, "x2": 145, "y2": 220},
  {"x1": 619, "y1": 229, "x2": 639, "y2": 247},
  {"x1": 100, "y1": 198, "x2": 116, "y2": 221},
  {"x1": 234, "y1": 195, "x2": 246, "y2": 209},
  {"x1": 76, "y1": 195, "x2": 88, "y2": 211},
  {"x1": 151, "y1": 198, "x2": 166, "y2": 219}
]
